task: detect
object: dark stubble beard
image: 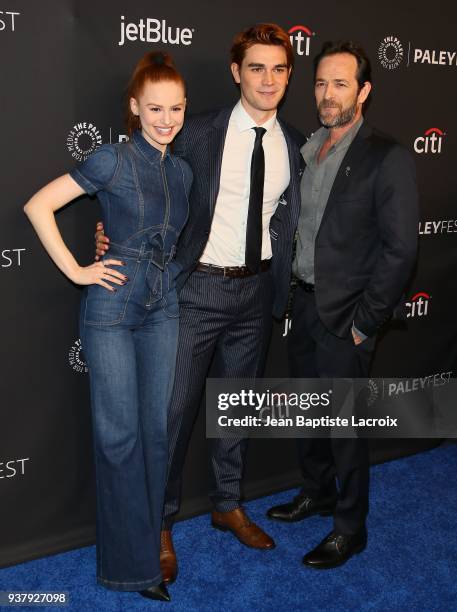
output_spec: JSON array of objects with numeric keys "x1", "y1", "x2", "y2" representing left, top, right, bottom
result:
[{"x1": 318, "y1": 98, "x2": 358, "y2": 128}]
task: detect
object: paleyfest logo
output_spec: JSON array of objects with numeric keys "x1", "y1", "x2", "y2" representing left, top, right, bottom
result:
[
  {"x1": 1, "y1": 248, "x2": 25, "y2": 268},
  {"x1": 67, "y1": 122, "x2": 102, "y2": 162},
  {"x1": 0, "y1": 457, "x2": 30, "y2": 480},
  {"x1": 118, "y1": 15, "x2": 194, "y2": 46},
  {"x1": 413, "y1": 48, "x2": 457, "y2": 66},
  {"x1": 288, "y1": 24, "x2": 315, "y2": 57},
  {"x1": 368, "y1": 371, "x2": 452, "y2": 402},
  {"x1": 0, "y1": 10, "x2": 19, "y2": 32},
  {"x1": 419, "y1": 219, "x2": 457, "y2": 235},
  {"x1": 414, "y1": 127, "x2": 446, "y2": 154},
  {"x1": 0, "y1": 10, "x2": 19, "y2": 31}
]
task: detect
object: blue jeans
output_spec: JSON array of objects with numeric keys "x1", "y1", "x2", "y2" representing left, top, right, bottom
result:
[{"x1": 80, "y1": 255, "x2": 179, "y2": 592}]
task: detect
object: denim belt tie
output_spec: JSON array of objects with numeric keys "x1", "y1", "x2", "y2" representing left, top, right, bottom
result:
[{"x1": 109, "y1": 242, "x2": 175, "y2": 268}]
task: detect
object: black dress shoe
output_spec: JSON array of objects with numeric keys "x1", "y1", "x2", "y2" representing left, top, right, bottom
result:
[
  {"x1": 139, "y1": 582, "x2": 171, "y2": 602},
  {"x1": 302, "y1": 529, "x2": 367, "y2": 569},
  {"x1": 266, "y1": 493, "x2": 336, "y2": 522}
]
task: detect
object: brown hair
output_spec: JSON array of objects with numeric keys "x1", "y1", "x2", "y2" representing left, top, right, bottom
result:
[
  {"x1": 314, "y1": 40, "x2": 372, "y2": 88},
  {"x1": 125, "y1": 51, "x2": 186, "y2": 137},
  {"x1": 230, "y1": 23, "x2": 294, "y2": 69}
]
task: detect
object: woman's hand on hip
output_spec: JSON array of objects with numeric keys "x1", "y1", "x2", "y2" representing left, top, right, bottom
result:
[{"x1": 71, "y1": 259, "x2": 127, "y2": 291}]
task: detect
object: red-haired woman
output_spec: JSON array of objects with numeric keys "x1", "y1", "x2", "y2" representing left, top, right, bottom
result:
[{"x1": 24, "y1": 52, "x2": 191, "y2": 602}]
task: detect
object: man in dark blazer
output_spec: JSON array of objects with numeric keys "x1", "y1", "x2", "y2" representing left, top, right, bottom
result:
[{"x1": 267, "y1": 41, "x2": 419, "y2": 569}]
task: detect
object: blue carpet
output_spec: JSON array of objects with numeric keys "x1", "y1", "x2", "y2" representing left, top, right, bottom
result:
[{"x1": 1, "y1": 445, "x2": 456, "y2": 612}]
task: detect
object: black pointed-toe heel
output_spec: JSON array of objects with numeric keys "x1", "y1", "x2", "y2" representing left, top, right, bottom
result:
[{"x1": 139, "y1": 582, "x2": 171, "y2": 602}]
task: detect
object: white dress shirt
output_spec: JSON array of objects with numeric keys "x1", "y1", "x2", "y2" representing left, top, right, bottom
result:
[{"x1": 200, "y1": 100, "x2": 290, "y2": 266}]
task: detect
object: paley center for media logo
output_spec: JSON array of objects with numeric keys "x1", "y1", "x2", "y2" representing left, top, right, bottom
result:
[
  {"x1": 414, "y1": 127, "x2": 446, "y2": 154},
  {"x1": 66, "y1": 125, "x2": 129, "y2": 161},
  {"x1": 405, "y1": 291, "x2": 431, "y2": 318},
  {"x1": 67, "y1": 122, "x2": 102, "y2": 162},
  {"x1": 378, "y1": 36, "x2": 404, "y2": 70},
  {"x1": 119, "y1": 15, "x2": 194, "y2": 46},
  {"x1": 379, "y1": 35, "x2": 457, "y2": 69},
  {"x1": 287, "y1": 24, "x2": 315, "y2": 57},
  {"x1": 68, "y1": 338, "x2": 88, "y2": 374},
  {"x1": 0, "y1": 10, "x2": 19, "y2": 31}
]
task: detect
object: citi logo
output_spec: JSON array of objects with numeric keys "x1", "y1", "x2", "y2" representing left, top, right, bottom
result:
[
  {"x1": 288, "y1": 25, "x2": 314, "y2": 57},
  {"x1": 414, "y1": 128, "x2": 445, "y2": 154},
  {"x1": 119, "y1": 15, "x2": 194, "y2": 47},
  {"x1": 406, "y1": 291, "x2": 431, "y2": 318}
]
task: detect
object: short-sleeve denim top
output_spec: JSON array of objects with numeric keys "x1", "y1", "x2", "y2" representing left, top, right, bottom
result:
[{"x1": 70, "y1": 130, "x2": 192, "y2": 294}]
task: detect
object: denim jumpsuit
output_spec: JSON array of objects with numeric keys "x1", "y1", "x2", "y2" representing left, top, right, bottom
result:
[{"x1": 70, "y1": 130, "x2": 191, "y2": 591}]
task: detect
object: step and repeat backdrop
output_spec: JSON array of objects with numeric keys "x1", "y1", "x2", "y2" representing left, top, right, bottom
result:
[{"x1": 1, "y1": 0, "x2": 456, "y2": 566}]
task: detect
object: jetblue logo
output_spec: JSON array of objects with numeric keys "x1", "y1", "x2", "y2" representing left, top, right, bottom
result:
[{"x1": 119, "y1": 15, "x2": 194, "y2": 47}]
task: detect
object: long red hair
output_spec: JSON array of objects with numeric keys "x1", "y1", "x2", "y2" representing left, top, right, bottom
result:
[{"x1": 125, "y1": 51, "x2": 186, "y2": 137}]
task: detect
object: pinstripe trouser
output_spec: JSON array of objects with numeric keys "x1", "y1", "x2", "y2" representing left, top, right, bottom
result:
[{"x1": 162, "y1": 267, "x2": 273, "y2": 527}]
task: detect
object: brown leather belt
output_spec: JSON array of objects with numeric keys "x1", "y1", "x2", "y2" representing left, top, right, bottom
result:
[{"x1": 196, "y1": 259, "x2": 271, "y2": 278}]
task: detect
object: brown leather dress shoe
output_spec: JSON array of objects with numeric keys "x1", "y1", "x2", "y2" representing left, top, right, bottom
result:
[
  {"x1": 211, "y1": 508, "x2": 276, "y2": 549},
  {"x1": 160, "y1": 530, "x2": 177, "y2": 585}
]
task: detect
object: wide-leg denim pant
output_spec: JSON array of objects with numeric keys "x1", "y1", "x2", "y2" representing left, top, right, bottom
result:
[{"x1": 80, "y1": 257, "x2": 179, "y2": 592}]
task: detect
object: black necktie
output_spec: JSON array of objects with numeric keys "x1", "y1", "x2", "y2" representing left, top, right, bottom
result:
[{"x1": 245, "y1": 127, "x2": 266, "y2": 273}]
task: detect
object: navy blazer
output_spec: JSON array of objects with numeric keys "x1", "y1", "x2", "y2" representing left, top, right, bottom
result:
[
  {"x1": 173, "y1": 105, "x2": 305, "y2": 318},
  {"x1": 312, "y1": 122, "x2": 419, "y2": 338}
]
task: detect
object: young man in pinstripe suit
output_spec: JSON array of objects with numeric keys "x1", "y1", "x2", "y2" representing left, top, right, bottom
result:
[{"x1": 96, "y1": 23, "x2": 305, "y2": 584}]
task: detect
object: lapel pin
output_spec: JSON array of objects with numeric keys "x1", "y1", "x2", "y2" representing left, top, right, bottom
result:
[{"x1": 345, "y1": 166, "x2": 351, "y2": 176}]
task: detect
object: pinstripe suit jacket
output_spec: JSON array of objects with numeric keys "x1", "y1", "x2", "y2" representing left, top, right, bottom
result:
[{"x1": 173, "y1": 104, "x2": 305, "y2": 318}]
